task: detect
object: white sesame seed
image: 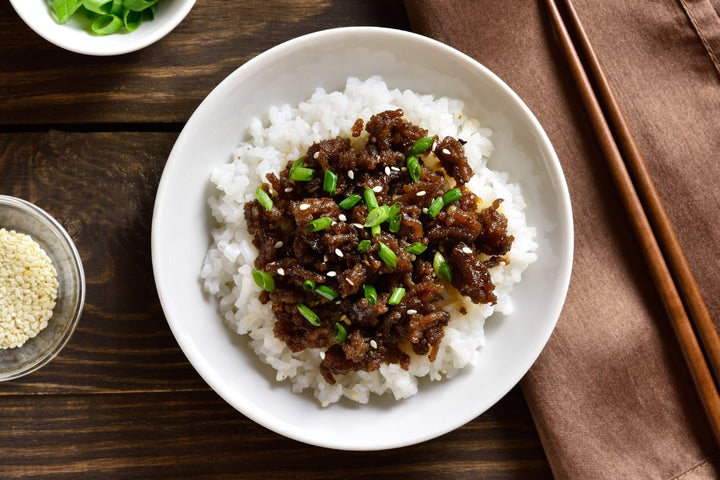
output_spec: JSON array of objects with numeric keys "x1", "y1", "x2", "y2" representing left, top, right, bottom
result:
[
  {"x1": 391, "y1": 166, "x2": 400, "y2": 172},
  {"x1": 348, "y1": 170, "x2": 355, "y2": 179},
  {"x1": 321, "y1": 400, "x2": 330, "y2": 408},
  {"x1": 401, "y1": 167, "x2": 407, "y2": 172},
  {"x1": 385, "y1": 166, "x2": 391, "y2": 175},
  {"x1": 327, "y1": 271, "x2": 337, "y2": 277},
  {"x1": 407, "y1": 309, "x2": 417, "y2": 315},
  {"x1": 319, "y1": 351, "x2": 326, "y2": 359},
  {"x1": 277, "y1": 268, "x2": 285, "y2": 276},
  {"x1": 416, "y1": 191, "x2": 427, "y2": 196},
  {"x1": 372, "y1": 185, "x2": 382, "y2": 193},
  {"x1": 422, "y1": 208, "x2": 428, "y2": 214},
  {"x1": 353, "y1": 223, "x2": 364, "y2": 229},
  {"x1": 335, "y1": 248, "x2": 344, "y2": 258},
  {"x1": 323, "y1": 255, "x2": 328, "y2": 262},
  {"x1": 338, "y1": 214, "x2": 347, "y2": 222},
  {"x1": 442, "y1": 148, "x2": 451, "y2": 155},
  {"x1": 284, "y1": 187, "x2": 294, "y2": 193},
  {"x1": 370, "y1": 340, "x2": 378, "y2": 349},
  {"x1": 346, "y1": 278, "x2": 355, "y2": 286},
  {"x1": 431, "y1": 140, "x2": 437, "y2": 150},
  {"x1": 462, "y1": 246, "x2": 473, "y2": 254},
  {"x1": 274, "y1": 241, "x2": 284, "y2": 248},
  {"x1": 313, "y1": 151, "x2": 320, "y2": 159},
  {"x1": 299, "y1": 203, "x2": 310, "y2": 211}
]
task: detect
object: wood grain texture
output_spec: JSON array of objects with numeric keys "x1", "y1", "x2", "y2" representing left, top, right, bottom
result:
[{"x1": 0, "y1": 1, "x2": 553, "y2": 477}]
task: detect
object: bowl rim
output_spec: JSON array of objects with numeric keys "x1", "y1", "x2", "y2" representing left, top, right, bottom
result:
[
  {"x1": 152, "y1": 26, "x2": 574, "y2": 450},
  {"x1": 0, "y1": 195, "x2": 86, "y2": 381},
  {"x1": 8, "y1": 0, "x2": 196, "y2": 56}
]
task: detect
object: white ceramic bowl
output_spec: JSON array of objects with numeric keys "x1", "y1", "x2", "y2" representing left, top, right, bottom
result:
[
  {"x1": 9, "y1": 0, "x2": 195, "y2": 56},
  {"x1": 0, "y1": 195, "x2": 85, "y2": 381},
  {"x1": 152, "y1": 27, "x2": 573, "y2": 450}
]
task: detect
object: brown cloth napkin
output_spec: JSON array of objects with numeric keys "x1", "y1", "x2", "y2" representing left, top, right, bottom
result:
[{"x1": 404, "y1": 0, "x2": 720, "y2": 478}]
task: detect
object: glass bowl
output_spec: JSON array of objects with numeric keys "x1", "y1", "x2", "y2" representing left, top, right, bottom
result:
[{"x1": 0, "y1": 195, "x2": 85, "y2": 381}]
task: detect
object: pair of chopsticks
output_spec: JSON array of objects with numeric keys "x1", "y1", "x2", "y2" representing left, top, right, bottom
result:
[{"x1": 546, "y1": 0, "x2": 720, "y2": 445}]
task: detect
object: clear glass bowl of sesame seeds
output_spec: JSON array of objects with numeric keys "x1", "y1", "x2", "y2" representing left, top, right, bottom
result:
[{"x1": 0, "y1": 195, "x2": 85, "y2": 381}]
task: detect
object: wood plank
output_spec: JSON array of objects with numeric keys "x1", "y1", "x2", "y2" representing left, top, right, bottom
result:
[
  {"x1": 0, "y1": 387, "x2": 552, "y2": 479},
  {"x1": 0, "y1": 0, "x2": 411, "y2": 126}
]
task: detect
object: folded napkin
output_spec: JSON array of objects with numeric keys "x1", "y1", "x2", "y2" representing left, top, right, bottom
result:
[{"x1": 404, "y1": 0, "x2": 720, "y2": 478}]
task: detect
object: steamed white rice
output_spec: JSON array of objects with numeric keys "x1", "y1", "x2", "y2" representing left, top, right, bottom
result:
[{"x1": 201, "y1": 76, "x2": 537, "y2": 406}]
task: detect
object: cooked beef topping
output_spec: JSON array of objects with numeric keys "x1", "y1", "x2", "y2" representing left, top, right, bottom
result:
[{"x1": 244, "y1": 109, "x2": 514, "y2": 384}]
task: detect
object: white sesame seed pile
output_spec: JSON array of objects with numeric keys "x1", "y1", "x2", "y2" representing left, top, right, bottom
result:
[{"x1": 0, "y1": 228, "x2": 58, "y2": 349}]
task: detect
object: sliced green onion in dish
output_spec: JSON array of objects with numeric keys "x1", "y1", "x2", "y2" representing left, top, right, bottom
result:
[
  {"x1": 388, "y1": 287, "x2": 406, "y2": 306},
  {"x1": 334, "y1": 322, "x2": 348, "y2": 343},
  {"x1": 443, "y1": 188, "x2": 462, "y2": 205},
  {"x1": 290, "y1": 167, "x2": 316, "y2": 182},
  {"x1": 252, "y1": 269, "x2": 275, "y2": 292},
  {"x1": 306, "y1": 217, "x2": 333, "y2": 232},
  {"x1": 297, "y1": 303, "x2": 321, "y2": 326},
  {"x1": 433, "y1": 251, "x2": 453, "y2": 282},
  {"x1": 323, "y1": 170, "x2": 338, "y2": 194},
  {"x1": 406, "y1": 155, "x2": 422, "y2": 182},
  {"x1": 357, "y1": 239, "x2": 372, "y2": 252},
  {"x1": 363, "y1": 285, "x2": 378, "y2": 305},
  {"x1": 91, "y1": 13, "x2": 123, "y2": 34},
  {"x1": 406, "y1": 242, "x2": 427, "y2": 255},
  {"x1": 51, "y1": 0, "x2": 82, "y2": 22},
  {"x1": 427, "y1": 197, "x2": 444, "y2": 217},
  {"x1": 363, "y1": 188, "x2": 379, "y2": 211},
  {"x1": 302, "y1": 279, "x2": 317, "y2": 292},
  {"x1": 50, "y1": 0, "x2": 159, "y2": 34},
  {"x1": 364, "y1": 205, "x2": 390, "y2": 227},
  {"x1": 124, "y1": 0, "x2": 157, "y2": 10},
  {"x1": 388, "y1": 213, "x2": 402, "y2": 233},
  {"x1": 338, "y1": 194, "x2": 362, "y2": 210},
  {"x1": 371, "y1": 225, "x2": 381, "y2": 237},
  {"x1": 255, "y1": 187, "x2": 273, "y2": 211},
  {"x1": 378, "y1": 242, "x2": 397, "y2": 270},
  {"x1": 408, "y1": 136, "x2": 434, "y2": 156},
  {"x1": 315, "y1": 285, "x2": 339, "y2": 301}
]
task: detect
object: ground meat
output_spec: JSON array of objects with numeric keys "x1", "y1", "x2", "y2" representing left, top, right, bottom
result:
[{"x1": 245, "y1": 109, "x2": 514, "y2": 384}]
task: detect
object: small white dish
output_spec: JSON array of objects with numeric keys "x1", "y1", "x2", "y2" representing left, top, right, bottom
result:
[
  {"x1": 9, "y1": 0, "x2": 195, "y2": 56},
  {"x1": 152, "y1": 27, "x2": 573, "y2": 450}
]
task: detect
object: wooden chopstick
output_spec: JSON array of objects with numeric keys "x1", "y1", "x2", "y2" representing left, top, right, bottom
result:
[{"x1": 546, "y1": 0, "x2": 720, "y2": 445}]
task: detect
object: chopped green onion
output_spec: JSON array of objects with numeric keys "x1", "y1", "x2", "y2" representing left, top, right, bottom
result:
[
  {"x1": 91, "y1": 13, "x2": 123, "y2": 34},
  {"x1": 323, "y1": 170, "x2": 338, "y2": 194},
  {"x1": 315, "y1": 285, "x2": 339, "y2": 301},
  {"x1": 407, "y1": 155, "x2": 422, "y2": 182},
  {"x1": 302, "y1": 279, "x2": 317, "y2": 291},
  {"x1": 387, "y1": 203, "x2": 402, "y2": 217},
  {"x1": 363, "y1": 188, "x2": 379, "y2": 211},
  {"x1": 388, "y1": 287, "x2": 406, "y2": 305},
  {"x1": 365, "y1": 205, "x2": 390, "y2": 227},
  {"x1": 52, "y1": 0, "x2": 82, "y2": 22},
  {"x1": 82, "y1": 0, "x2": 112, "y2": 15},
  {"x1": 378, "y1": 242, "x2": 397, "y2": 270},
  {"x1": 255, "y1": 187, "x2": 273, "y2": 211},
  {"x1": 124, "y1": 0, "x2": 157, "y2": 11},
  {"x1": 252, "y1": 269, "x2": 275, "y2": 292},
  {"x1": 371, "y1": 225, "x2": 381, "y2": 237},
  {"x1": 297, "y1": 304, "x2": 321, "y2": 326},
  {"x1": 123, "y1": 9, "x2": 143, "y2": 30},
  {"x1": 51, "y1": 0, "x2": 158, "y2": 33},
  {"x1": 406, "y1": 242, "x2": 428, "y2": 255},
  {"x1": 334, "y1": 322, "x2": 348, "y2": 343},
  {"x1": 443, "y1": 188, "x2": 462, "y2": 205},
  {"x1": 289, "y1": 156, "x2": 305, "y2": 176},
  {"x1": 307, "y1": 217, "x2": 333, "y2": 232},
  {"x1": 290, "y1": 167, "x2": 315, "y2": 182},
  {"x1": 357, "y1": 240, "x2": 372, "y2": 252},
  {"x1": 388, "y1": 213, "x2": 402, "y2": 233},
  {"x1": 364, "y1": 285, "x2": 378, "y2": 305},
  {"x1": 427, "y1": 197, "x2": 444, "y2": 217},
  {"x1": 338, "y1": 194, "x2": 362, "y2": 210},
  {"x1": 433, "y1": 251, "x2": 453, "y2": 282},
  {"x1": 408, "y1": 136, "x2": 434, "y2": 156}
]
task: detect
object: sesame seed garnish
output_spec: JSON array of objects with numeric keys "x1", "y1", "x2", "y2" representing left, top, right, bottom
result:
[
  {"x1": 320, "y1": 351, "x2": 326, "y2": 359},
  {"x1": 327, "y1": 271, "x2": 337, "y2": 277},
  {"x1": 346, "y1": 278, "x2": 355, "y2": 286},
  {"x1": 285, "y1": 187, "x2": 294, "y2": 193},
  {"x1": 416, "y1": 191, "x2": 426, "y2": 196},
  {"x1": 299, "y1": 203, "x2": 310, "y2": 211},
  {"x1": 277, "y1": 268, "x2": 285, "y2": 276},
  {"x1": 370, "y1": 340, "x2": 378, "y2": 349},
  {"x1": 372, "y1": 185, "x2": 382, "y2": 193},
  {"x1": 407, "y1": 309, "x2": 417, "y2": 315},
  {"x1": 385, "y1": 166, "x2": 391, "y2": 175},
  {"x1": 323, "y1": 255, "x2": 328, "y2": 262},
  {"x1": 442, "y1": 148, "x2": 451, "y2": 155},
  {"x1": 401, "y1": 167, "x2": 408, "y2": 172},
  {"x1": 391, "y1": 166, "x2": 400, "y2": 172},
  {"x1": 338, "y1": 214, "x2": 347, "y2": 222},
  {"x1": 348, "y1": 170, "x2": 355, "y2": 179},
  {"x1": 462, "y1": 246, "x2": 473, "y2": 254},
  {"x1": 274, "y1": 241, "x2": 284, "y2": 248},
  {"x1": 422, "y1": 208, "x2": 428, "y2": 214},
  {"x1": 313, "y1": 151, "x2": 320, "y2": 159},
  {"x1": 335, "y1": 248, "x2": 344, "y2": 258},
  {"x1": 352, "y1": 223, "x2": 364, "y2": 229},
  {"x1": 431, "y1": 140, "x2": 437, "y2": 150}
]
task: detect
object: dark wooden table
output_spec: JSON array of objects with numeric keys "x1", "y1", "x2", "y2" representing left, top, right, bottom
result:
[{"x1": 0, "y1": 1, "x2": 553, "y2": 478}]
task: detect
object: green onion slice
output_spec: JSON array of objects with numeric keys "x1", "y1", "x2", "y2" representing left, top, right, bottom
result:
[
  {"x1": 378, "y1": 242, "x2": 397, "y2": 270},
  {"x1": 408, "y1": 136, "x2": 434, "y2": 156},
  {"x1": 443, "y1": 188, "x2": 462, "y2": 205},
  {"x1": 302, "y1": 279, "x2": 316, "y2": 292},
  {"x1": 433, "y1": 251, "x2": 453, "y2": 282},
  {"x1": 388, "y1": 213, "x2": 402, "y2": 233},
  {"x1": 406, "y1": 155, "x2": 421, "y2": 182},
  {"x1": 252, "y1": 269, "x2": 275, "y2": 292},
  {"x1": 323, "y1": 170, "x2": 338, "y2": 195},
  {"x1": 357, "y1": 239, "x2": 372, "y2": 252},
  {"x1": 297, "y1": 304, "x2": 321, "y2": 326},
  {"x1": 371, "y1": 225, "x2": 381, "y2": 237},
  {"x1": 124, "y1": 0, "x2": 157, "y2": 11},
  {"x1": 338, "y1": 194, "x2": 362, "y2": 210},
  {"x1": 365, "y1": 205, "x2": 390, "y2": 227},
  {"x1": 315, "y1": 285, "x2": 339, "y2": 301},
  {"x1": 363, "y1": 188, "x2": 379, "y2": 211},
  {"x1": 290, "y1": 167, "x2": 315, "y2": 182},
  {"x1": 364, "y1": 285, "x2": 378, "y2": 305},
  {"x1": 427, "y1": 197, "x2": 444, "y2": 217},
  {"x1": 91, "y1": 13, "x2": 123, "y2": 34},
  {"x1": 388, "y1": 287, "x2": 406, "y2": 305},
  {"x1": 306, "y1": 217, "x2": 333, "y2": 232},
  {"x1": 123, "y1": 9, "x2": 143, "y2": 30},
  {"x1": 255, "y1": 186, "x2": 273, "y2": 211},
  {"x1": 52, "y1": 0, "x2": 82, "y2": 22},
  {"x1": 334, "y1": 322, "x2": 348, "y2": 343},
  {"x1": 406, "y1": 242, "x2": 428, "y2": 255},
  {"x1": 82, "y1": 0, "x2": 112, "y2": 15}
]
